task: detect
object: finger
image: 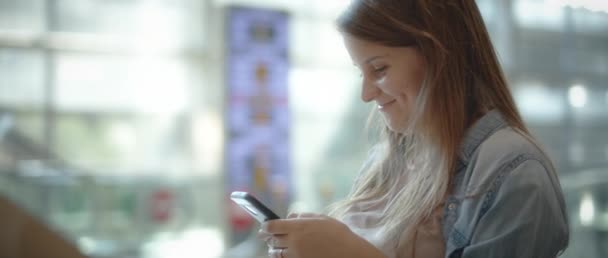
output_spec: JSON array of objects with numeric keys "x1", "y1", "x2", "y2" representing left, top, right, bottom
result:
[
  {"x1": 268, "y1": 248, "x2": 288, "y2": 258},
  {"x1": 286, "y1": 212, "x2": 319, "y2": 219},
  {"x1": 268, "y1": 248, "x2": 278, "y2": 258},
  {"x1": 262, "y1": 219, "x2": 297, "y2": 234},
  {"x1": 257, "y1": 229, "x2": 272, "y2": 242},
  {"x1": 296, "y1": 212, "x2": 320, "y2": 218},
  {"x1": 267, "y1": 235, "x2": 289, "y2": 249}
]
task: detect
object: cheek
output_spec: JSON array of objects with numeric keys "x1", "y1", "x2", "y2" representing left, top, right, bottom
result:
[
  {"x1": 405, "y1": 84, "x2": 420, "y2": 103},
  {"x1": 383, "y1": 74, "x2": 417, "y2": 102},
  {"x1": 401, "y1": 68, "x2": 424, "y2": 101}
]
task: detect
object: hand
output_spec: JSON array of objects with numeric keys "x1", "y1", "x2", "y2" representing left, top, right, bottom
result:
[{"x1": 258, "y1": 213, "x2": 386, "y2": 258}]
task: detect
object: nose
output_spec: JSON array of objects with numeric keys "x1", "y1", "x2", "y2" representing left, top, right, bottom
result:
[{"x1": 361, "y1": 79, "x2": 381, "y2": 103}]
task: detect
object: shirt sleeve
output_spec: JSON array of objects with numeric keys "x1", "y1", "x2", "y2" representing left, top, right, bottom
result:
[{"x1": 460, "y1": 159, "x2": 569, "y2": 258}]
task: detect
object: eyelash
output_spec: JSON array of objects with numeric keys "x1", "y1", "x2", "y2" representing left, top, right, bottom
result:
[
  {"x1": 358, "y1": 66, "x2": 388, "y2": 78},
  {"x1": 375, "y1": 66, "x2": 387, "y2": 72},
  {"x1": 374, "y1": 66, "x2": 388, "y2": 75}
]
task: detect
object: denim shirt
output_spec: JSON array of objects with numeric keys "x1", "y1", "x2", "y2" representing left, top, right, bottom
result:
[{"x1": 442, "y1": 110, "x2": 569, "y2": 258}]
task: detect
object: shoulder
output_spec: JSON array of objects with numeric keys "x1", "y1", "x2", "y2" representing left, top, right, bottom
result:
[
  {"x1": 462, "y1": 127, "x2": 555, "y2": 196},
  {"x1": 444, "y1": 127, "x2": 570, "y2": 256}
]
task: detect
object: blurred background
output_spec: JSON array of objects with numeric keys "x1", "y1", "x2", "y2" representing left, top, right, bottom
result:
[{"x1": 0, "y1": 0, "x2": 606, "y2": 257}]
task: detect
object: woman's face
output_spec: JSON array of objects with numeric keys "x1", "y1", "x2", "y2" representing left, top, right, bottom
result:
[{"x1": 343, "y1": 35, "x2": 427, "y2": 132}]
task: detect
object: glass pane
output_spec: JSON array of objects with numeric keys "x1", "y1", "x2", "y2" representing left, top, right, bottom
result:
[
  {"x1": 54, "y1": 0, "x2": 206, "y2": 51},
  {"x1": 0, "y1": 48, "x2": 45, "y2": 144},
  {"x1": 508, "y1": 2, "x2": 608, "y2": 257},
  {"x1": 290, "y1": 18, "x2": 352, "y2": 68},
  {"x1": 514, "y1": 0, "x2": 566, "y2": 31},
  {"x1": 53, "y1": 114, "x2": 192, "y2": 174},
  {"x1": 289, "y1": 67, "x2": 367, "y2": 210},
  {"x1": 0, "y1": 48, "x2": 45, "y2": 107},
  {"x1": 55, "y1": 53, "x2": 190, "y2": 114},
  {"x1": 0, "y1": 1, "x2": 215, "y2": 258},
  {"x1": 0, "y1": 0, "x2": 45, "y2": 32}
]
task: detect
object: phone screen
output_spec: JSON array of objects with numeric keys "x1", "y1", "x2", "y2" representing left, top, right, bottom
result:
[{"x1": 230, "y1": 191, "x2": 280, "y2": 223}]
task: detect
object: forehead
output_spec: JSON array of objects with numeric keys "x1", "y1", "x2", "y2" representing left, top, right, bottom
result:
[{"x1": 343, "y1": 35, "x2": 392, "y2": 63}]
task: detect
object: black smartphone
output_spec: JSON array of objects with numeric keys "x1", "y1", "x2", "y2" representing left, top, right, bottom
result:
[{"x1": 230, "y1": 191, "x2": 281, "y2": 223}]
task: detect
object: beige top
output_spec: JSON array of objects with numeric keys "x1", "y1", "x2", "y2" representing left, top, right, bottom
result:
[
  {"x1": 341, "y1": 198, "x2": 445, "y2": 258},
  {"x1": 396, "y1": 204, "x2": 446, "y2": 258}
]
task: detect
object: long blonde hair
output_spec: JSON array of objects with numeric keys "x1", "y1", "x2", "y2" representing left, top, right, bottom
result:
[{"x1": 328, "y1": 0, "x2": 531, "y2": 242}]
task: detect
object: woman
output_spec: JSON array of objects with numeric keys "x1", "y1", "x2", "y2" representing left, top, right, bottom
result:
[{"x1": 259, "y1": 0, "x2": 569, "y2": 257}]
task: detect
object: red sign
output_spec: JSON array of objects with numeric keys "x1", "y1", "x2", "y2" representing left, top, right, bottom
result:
[{"x1": 149, "y1": 189, "x2": 174, "y2": 223}]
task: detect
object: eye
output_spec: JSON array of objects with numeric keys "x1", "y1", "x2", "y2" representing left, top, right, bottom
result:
[{"x1": 374, "y1": 66, "x2": 388, "y2": 75}]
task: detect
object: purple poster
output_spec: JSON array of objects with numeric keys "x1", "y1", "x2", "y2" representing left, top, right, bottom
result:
[{"x1": 225, "y1": 7, "x2": 291, "y2": 243}]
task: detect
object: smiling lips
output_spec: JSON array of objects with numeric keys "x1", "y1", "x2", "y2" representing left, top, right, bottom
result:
[{"x1": 378, "y1": 99, "x2": 396, "y2": 111}]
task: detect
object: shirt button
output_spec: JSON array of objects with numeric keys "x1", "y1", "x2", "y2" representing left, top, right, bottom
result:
[{"x1": 448, "y1": 203, "x2": 457, "y2": 210}]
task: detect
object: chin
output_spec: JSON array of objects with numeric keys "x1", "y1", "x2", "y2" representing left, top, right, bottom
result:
[
  {"x1": 382, "y1": 114, "x2": 411, "y2": 133},
  {"x1": 385, "y1": 122, "x2": 405, "y2": 133}
]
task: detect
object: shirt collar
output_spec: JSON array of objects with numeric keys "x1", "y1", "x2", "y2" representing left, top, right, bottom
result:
[{"x1": 458, "y1": 109, "x2": 508, "y2": 165}]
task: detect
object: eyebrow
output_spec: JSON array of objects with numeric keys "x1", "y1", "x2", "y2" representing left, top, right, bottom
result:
[
  {"x1": 364, "y1": 54, "x2": 388, "y2": 64},
  {"x1": 353, "y1": 54, "x2": 389, "y2": 67}
]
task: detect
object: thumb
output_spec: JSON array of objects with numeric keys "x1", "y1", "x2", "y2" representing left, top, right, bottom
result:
[{"x1": 287, "y1": 212, "x2": 321, "y2": 219}]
